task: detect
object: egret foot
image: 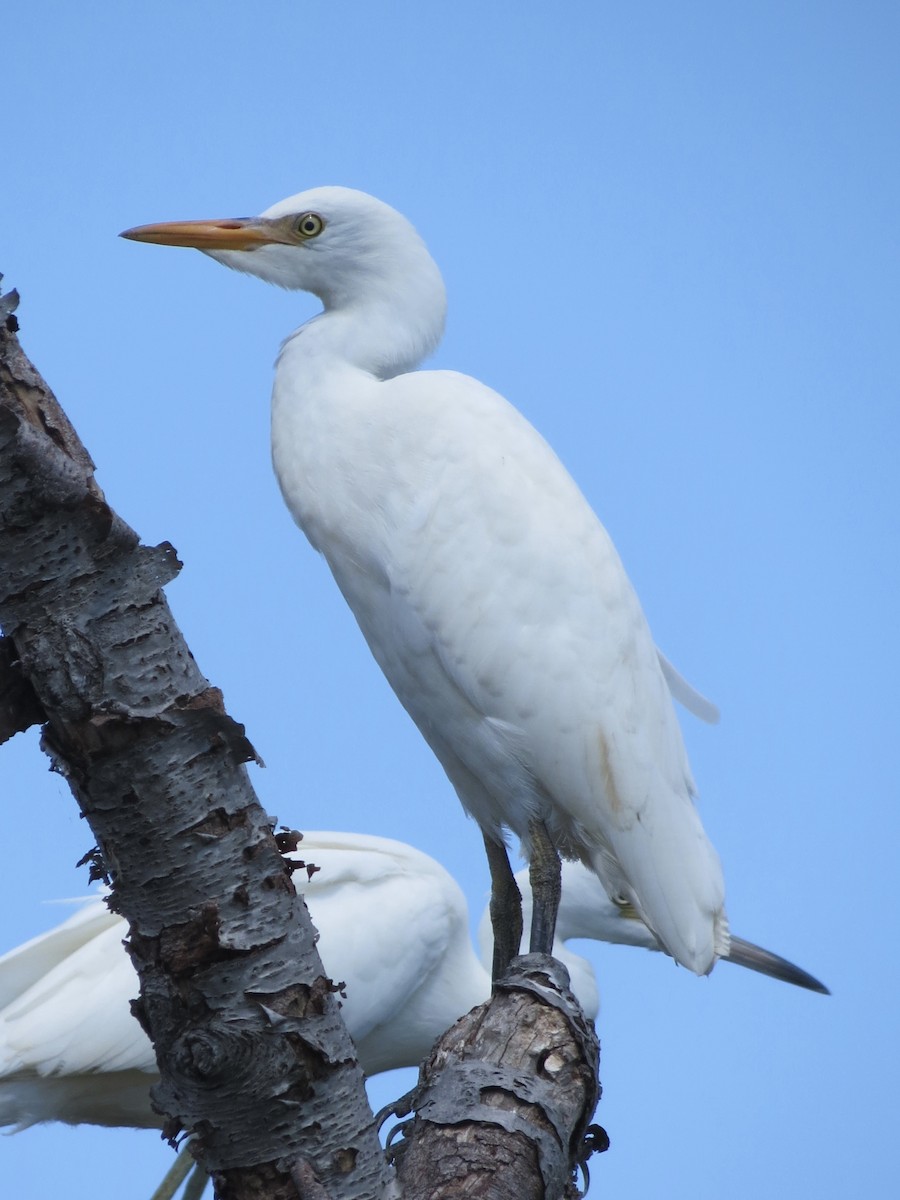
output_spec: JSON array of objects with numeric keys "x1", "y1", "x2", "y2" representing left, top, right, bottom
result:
[
  {"x1": 527, "y1": 818, "x2": 561, "y2": 956},
  {"x1": 483, "y1": 832, "x2": 523, "y2": 980},
  {"x1": 374, "y1": 1085, "x2": 419, "y2": 1163},
  {"x1": 373, "y1": 1084, "x2": 417, "y2": 1134}
]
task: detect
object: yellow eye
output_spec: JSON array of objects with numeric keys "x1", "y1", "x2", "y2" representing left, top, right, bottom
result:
[{"x1": 295, "y1": 212, "x2": 325, "y2": 239}]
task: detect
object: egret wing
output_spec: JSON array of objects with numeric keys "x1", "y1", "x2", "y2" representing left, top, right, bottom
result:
[{"x1": 316, "y1": 369, "x2": 728, "y2": 972}]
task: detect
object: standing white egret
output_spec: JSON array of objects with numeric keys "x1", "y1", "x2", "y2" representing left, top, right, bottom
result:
[
  {"x1": 122, "y1": 189, "x2": 748, "y2": 976},
  {"x1": 0, "y1": 832, "x2": 826, "y2": 1131}
]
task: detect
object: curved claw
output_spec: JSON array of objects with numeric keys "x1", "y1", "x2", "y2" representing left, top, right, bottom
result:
[
  {"x1": 384, "y1": 1117, "x2": 415, "y2": 1155},
  {"x1": 373, "y1": 1085, "x2": 418, "y2": 1134},
  {"x1": 574, "y1": 1124, "x2": 611, "y2": 1196}
]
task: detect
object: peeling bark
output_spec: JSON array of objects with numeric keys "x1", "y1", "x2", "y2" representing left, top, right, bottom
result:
[
  {"x1": 0, "y1": 295, "x2": 393, "y2": 1200},
  {"x1": 392, "y1": 956, "x2": 605, "y2": 1200}
]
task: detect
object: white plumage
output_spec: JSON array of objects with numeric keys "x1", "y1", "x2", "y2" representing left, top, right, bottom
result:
[
  {"x1": 0, "y1": 829, "x2": 826, "y2": 1131},
  {"x1": 123, "y1": 189, "x2": 754, "y2": 974},
  {"x1": 0, "y1": 833, "x2": 597, "y2": 1130}
]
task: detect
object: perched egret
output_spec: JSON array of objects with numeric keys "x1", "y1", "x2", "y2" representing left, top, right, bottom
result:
[
  {"x1": 123, "y1": 189, "x2": 778, "y2": 976},
  {"x1": 0, "y1": 831, "x2": 826, "y2": 1131}
]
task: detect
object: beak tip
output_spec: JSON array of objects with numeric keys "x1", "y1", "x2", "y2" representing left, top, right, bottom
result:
[{"x1": 115, "y1": 218, "x2": 267, "y2": 250}]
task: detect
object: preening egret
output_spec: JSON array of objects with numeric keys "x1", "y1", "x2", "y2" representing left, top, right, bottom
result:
[
  {"x1": 0, "y1": 831, "x2": 826, "y2": 1131},
  {"x1": 0, "y1": 830, "x2": 830, "y2": 1128},
  {"x1": 122, "y1": 189, "x2": 779, "y2": 976}
]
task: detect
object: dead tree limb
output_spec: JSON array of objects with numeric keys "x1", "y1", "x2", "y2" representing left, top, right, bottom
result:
[
  {"x1": 392, "y1": 956, "x2": 604, "y2": 1200},
  {"x1": 0, "y1": 282, "x2": 394, "y2": 1200}
]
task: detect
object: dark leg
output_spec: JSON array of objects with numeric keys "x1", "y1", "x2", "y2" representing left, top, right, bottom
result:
[
  {"x1": 528, "y1": 817, "x2": 561, "y2": 956},
  {"x1": 483, "y1": 832, "x2": 523, "y2": 980}
]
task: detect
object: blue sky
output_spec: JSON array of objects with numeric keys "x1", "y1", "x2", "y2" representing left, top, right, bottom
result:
[{"x1": 2, "y1": 3, "x2": 897, "y2": 1197}]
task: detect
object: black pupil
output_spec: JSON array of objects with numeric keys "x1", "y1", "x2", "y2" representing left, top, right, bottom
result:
[{"x1": 303, "y1": 218, "x2": 316, "y2": 232}]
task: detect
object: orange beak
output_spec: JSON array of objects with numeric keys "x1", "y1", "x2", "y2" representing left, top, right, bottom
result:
[{"x1": 119, "y1": 217, "x2": 275, "y2": 250}]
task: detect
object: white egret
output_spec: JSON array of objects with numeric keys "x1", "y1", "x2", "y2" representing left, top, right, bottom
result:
[
  {"x1": 122, "y1": 189, "x2": 773, "y2": 976},
  {"x1": 0, "y1": 831, "x2": 826, "y2": 1131}
]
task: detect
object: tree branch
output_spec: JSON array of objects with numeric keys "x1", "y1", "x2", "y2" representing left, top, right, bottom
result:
[
  {"x1": 0, "y1": 284, "x2": 393, "y2": 1200},
  {"x1": 392, "y1": 956, "x2": 604, "y2": 1199}
]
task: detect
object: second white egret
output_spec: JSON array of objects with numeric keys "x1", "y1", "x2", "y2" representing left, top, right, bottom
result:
[{"x1": 0, "y1": 832, "x2": 826, "y2": 1131}]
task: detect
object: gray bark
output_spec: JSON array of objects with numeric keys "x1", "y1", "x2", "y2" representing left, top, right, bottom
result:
[
  {"x1": 0, "y1": 285, "x2": 393, "y2": 1200},
  {"x1": 0, "y1": 280, "x2": 605, "y2": 1198},
  {"x1": 392, "y1": 956, "x2": 603, "y2": 1200}
]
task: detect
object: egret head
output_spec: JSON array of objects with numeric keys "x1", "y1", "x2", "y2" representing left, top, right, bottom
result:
[{"x1": 121, "y1": 185, "x2": 447, "y2": 320}]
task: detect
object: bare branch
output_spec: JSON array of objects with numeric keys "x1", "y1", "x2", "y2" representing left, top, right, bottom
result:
[
  {"x1": 393, "y1": 956, "x2": 604, "y2": 1200},
  {"x1": 0, "y1": 293, "x2": 393, "y2": 1200}
]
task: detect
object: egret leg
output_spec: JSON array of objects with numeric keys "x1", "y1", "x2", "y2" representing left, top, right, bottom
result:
[
  {"x1": 182, "y1": 1163, "x2": 210, "y2": 1200},
  {"x1": 482, "y1": 832, "x2": 523, "y2": 980},
  {"x1": 528, "y1": 817, "x2": 561, "y2": 956},
  {"x1": 149, "y1": 1145, "x2": 195, "y2": 1200}
]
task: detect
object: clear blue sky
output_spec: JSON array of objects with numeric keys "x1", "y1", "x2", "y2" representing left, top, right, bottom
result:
[{"x1": 3, "y1": 3, "x2": 897, "y2": 1197}]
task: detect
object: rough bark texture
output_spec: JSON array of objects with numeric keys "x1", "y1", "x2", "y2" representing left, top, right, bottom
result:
[
  {"x1": 392, "y1": 956, "x2": 604, "y2": 1200},
  {"x1": 0, "y1": 291, "x2": 393, "y2": 1200}
]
